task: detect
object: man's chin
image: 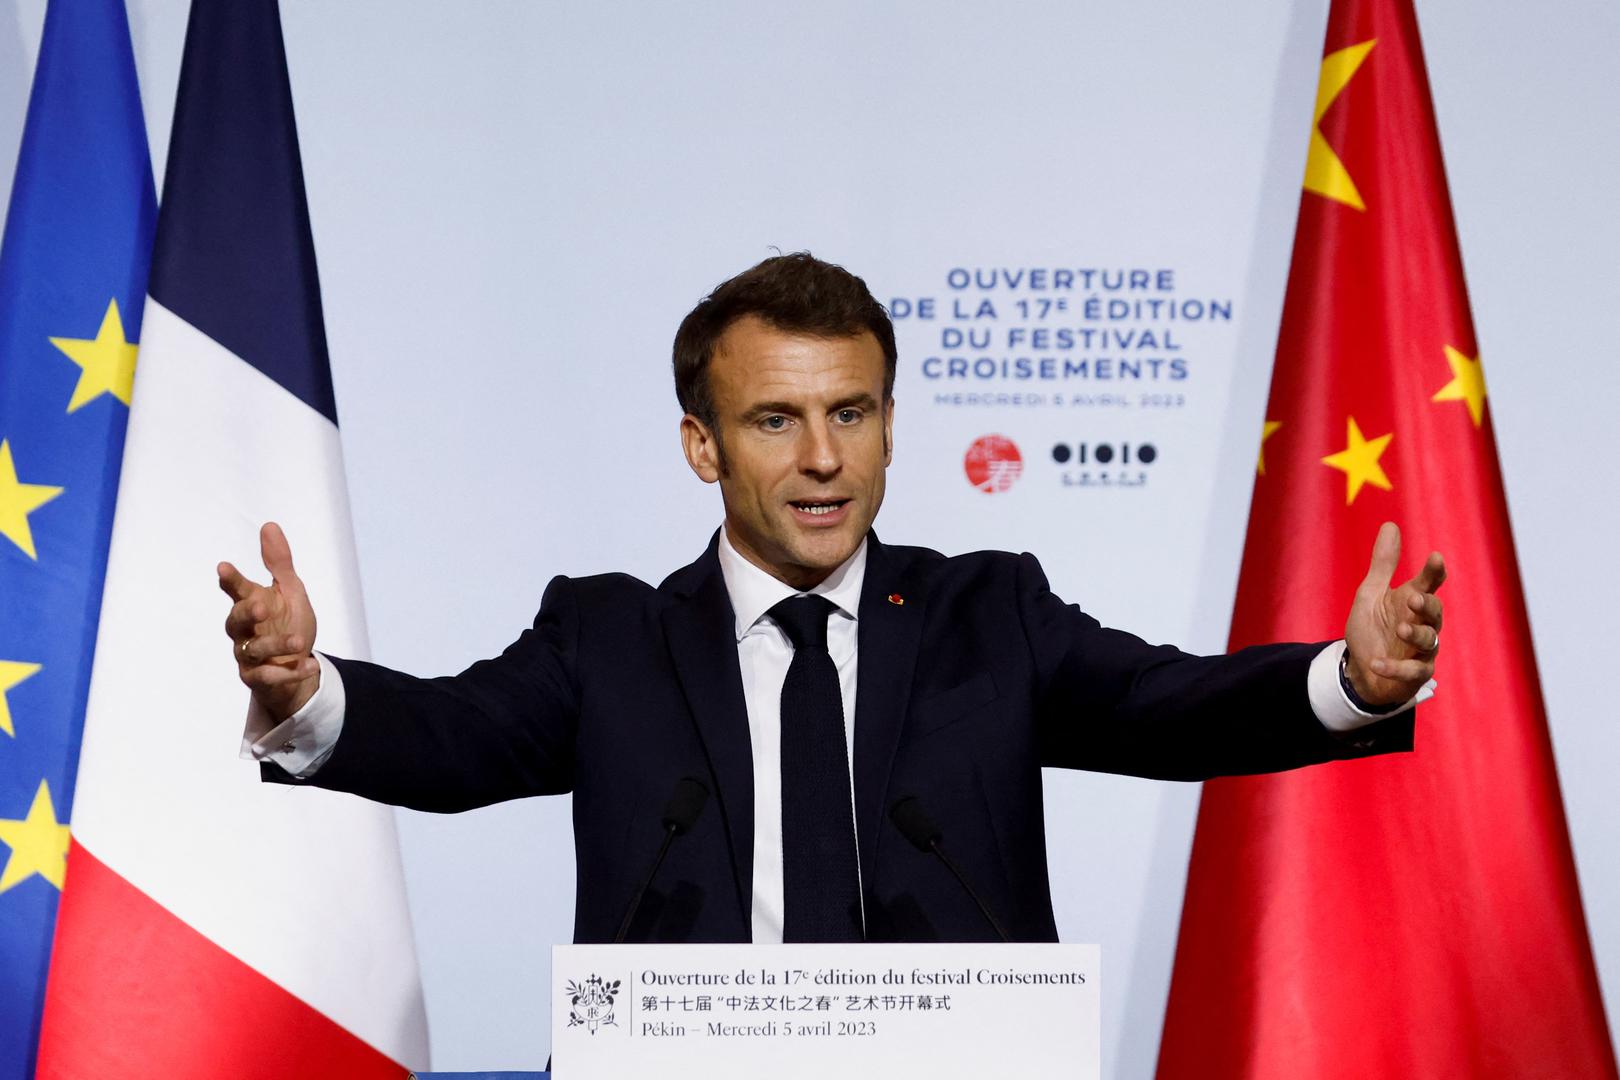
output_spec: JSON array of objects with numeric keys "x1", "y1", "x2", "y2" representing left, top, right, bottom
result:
[
  {"x1": 759, "y1": 534, "x2": 853, "y2": 585},
  {"x1": 790, "y1": 534, "x2": 862, "y2": 574}
]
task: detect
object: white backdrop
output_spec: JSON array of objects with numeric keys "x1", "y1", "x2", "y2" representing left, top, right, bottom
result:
[{"x1": 4, "y1": 1, "x2": 1616, "y2": 1073}]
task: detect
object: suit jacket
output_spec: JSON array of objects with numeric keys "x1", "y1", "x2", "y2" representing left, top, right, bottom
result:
[{"x1": 282, "y1": 532, "x2": 1413, "y2": 943}]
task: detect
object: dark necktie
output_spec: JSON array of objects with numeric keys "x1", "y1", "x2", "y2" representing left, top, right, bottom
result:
[{"x1": 769, "y1": 594, "x2": 863, "y2": 942}]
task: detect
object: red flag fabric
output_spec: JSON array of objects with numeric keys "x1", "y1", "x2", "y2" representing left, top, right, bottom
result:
[{"x1": 1157, "y1": 1, "x2": 1617, "y2": 1077}]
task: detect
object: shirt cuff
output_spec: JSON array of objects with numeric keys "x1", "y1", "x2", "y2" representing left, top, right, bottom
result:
[
  {"x1": 1308, "y1": 639, "x2": 1436, "y2": 733},
  {"x1": 239, "y1": 652, "x2": 346, "y2": 778}
]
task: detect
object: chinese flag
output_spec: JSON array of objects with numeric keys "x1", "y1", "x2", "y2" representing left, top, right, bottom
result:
[{"x1": 1156, "y1": 1, "x2": 1618, "y2": 1077}]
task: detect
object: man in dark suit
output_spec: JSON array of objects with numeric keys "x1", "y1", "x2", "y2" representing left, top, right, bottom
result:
[{"x1": 218, "y1": 253, "x2": 1445, "y2": 944}]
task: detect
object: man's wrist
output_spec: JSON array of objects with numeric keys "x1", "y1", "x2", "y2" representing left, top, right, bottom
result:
[
  {"x1": 1309, "y1": 641, "x2": 1433, "y2": 733},
  {"x1": 241, "y1": 652, "x2": 345, "y2": 777},
  {"x1": 1339, "y1": 648, "x2": 1404, "y2": 715},
  {"x1": 276, "y1": 659, "x2": 323, "y2": 720}
]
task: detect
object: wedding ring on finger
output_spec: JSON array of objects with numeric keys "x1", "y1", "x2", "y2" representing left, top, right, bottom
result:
[{"x1": 239, "y1": 637, "x2": 252, "y2": 658}]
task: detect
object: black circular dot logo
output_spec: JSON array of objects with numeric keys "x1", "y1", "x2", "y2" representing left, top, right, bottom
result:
[{"x1": 1048, "y1": 442, "x2": 1162, "y2": 469}]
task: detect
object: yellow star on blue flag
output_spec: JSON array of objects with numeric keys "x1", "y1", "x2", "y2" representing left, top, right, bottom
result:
[
  {"x1": 0, "y1": 0, "x2": 155, "y2": 1070},
  {"x1": 0, "y1": 780, "x2": 71, "y2": 894},
  {"x1": 50, "y1": 298, "x2": 140, "y2": 412}
]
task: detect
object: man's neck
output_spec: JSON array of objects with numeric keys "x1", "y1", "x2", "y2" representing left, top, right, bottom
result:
[
  {"x1": 716, "y1": 525, "x2": 869, "y2": 641},
  {"x1": 721, "y1": 520, "x2": 848, "y2": 591}
]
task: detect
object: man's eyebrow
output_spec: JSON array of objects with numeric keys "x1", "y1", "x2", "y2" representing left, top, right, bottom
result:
[
  {"x1": 740, "y1": 400, "x2": 804, "y2": 421},
  {"x1": 740, "y1": 393, "x2": 880, "y2": 421},
  {"x1": 830, "y1": 392, "x2": 881, "y2": 412}
]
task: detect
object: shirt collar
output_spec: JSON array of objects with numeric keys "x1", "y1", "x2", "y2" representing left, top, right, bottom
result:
[{"x1": 716, "y1": 526, "x2": 867, "y2": 642}]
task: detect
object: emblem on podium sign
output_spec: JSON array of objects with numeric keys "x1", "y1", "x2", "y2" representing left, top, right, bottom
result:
[{"x1": 566, "y1": 975, "x2": 621, "y2": 1034}]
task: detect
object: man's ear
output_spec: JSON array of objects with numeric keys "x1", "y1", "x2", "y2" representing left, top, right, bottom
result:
[
  {"x1": 882, "y1": 397, "x2": 895, "y2": 466},
  {"x1": 681, "y1": 414, "x2": 721, "y2": 483}
]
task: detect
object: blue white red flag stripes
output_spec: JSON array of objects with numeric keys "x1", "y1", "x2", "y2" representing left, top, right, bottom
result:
[{"x1": 35, "y1": 1, "x2": 428, "y2": 1074}]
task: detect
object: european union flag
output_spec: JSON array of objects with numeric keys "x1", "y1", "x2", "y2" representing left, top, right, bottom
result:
[{"x1": 0, "y1": 1, "x2": 155, "y2": 1073}]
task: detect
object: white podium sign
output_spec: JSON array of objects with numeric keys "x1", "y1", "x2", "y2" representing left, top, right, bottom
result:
[{"x1": 551, "y1": 942, "x2": 1099, "y2": 1079}]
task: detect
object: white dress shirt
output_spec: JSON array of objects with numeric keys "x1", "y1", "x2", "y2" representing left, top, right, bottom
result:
[{"x1": 244, "y1": 534, "x2": 1432, "y2": 940}]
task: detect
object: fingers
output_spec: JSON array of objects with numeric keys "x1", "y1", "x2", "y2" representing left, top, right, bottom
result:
[
  {"x1": 1397, "y1": 620, "x2": 1441, "y2": 653},
  {"x1": 1407, "y1": 590, "x2": 1443, "y2": 630},
  {"x1": 260, "y1": 521, "x2": 302, "y2": 589},
  {"x1": 237, "y1": 632, "x2": 307, "y2": 666},
  {"x1": 224, "y1": 592, "x2": 309, "y2": 663},
  {"x1": 1361, "y1": 521, "x2": 1401, "y2": 590},
  {"x1": 217, "y1": 561, "x2": 259, "y2": 602},
  {"x1": 239, "y1": 655, "x2": 320, "y2": 690},
  {"x1": 223, "y1": 591, "x2": 270, "y2": 642},
  {"x1": 1412, "y1": 551, "x2": 1447, "y2": 593},
  {"x1": 1388, "y1": 589, "x2": 1442, "y2": 656},
  {"x1": 1366, "y1": 655, "x2": 1435, "y2": 684}
]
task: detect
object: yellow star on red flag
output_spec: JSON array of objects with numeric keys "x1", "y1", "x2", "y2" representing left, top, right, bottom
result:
[
  {"x1": 1432, "y1": 344, "x2": 1487, "y2": 426},
  {"x1": 1321, "y1": 416, "x2": 1393, "y2": 504},
  {"x1": 1304, "y1": 39, "x2": 1377, "y2": 211},
  {"x1": 1257, "y1": 420, "x2": 1283, "y2": 475}
]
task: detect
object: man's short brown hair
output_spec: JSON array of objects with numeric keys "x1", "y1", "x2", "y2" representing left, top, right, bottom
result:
[{"x1": 672, "y1": 252, "x2": 897, "y2": 429}]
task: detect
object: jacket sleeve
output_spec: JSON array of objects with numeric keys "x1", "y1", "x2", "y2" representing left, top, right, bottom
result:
[
  {"x1": 263, "y1": 574, "x2": 583, "y2": 812},
  {"x1": 1014, "y1": 552, "x2": 1413, "y2": 780}
]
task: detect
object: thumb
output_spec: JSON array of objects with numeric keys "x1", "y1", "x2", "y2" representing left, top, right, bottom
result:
[
  {"x1": 260, "y1": 521, "x2": 301, "y2": 587},
  {"x1": 1361, "y1": 521, "x2": 1401, "y2": 590}
]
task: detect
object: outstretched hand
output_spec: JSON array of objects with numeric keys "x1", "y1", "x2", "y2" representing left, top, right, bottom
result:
[
  {"x1": 218, "y1": 522, "x2": 321, "y2": 721},
  {"x1": 1343, "y1": 521, "x2": 1446, "y2": 707}
]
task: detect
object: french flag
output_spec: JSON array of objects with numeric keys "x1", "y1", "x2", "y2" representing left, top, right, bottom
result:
[{"x1": 36, "y1": 1, "x2": 428, "y2": 1075}]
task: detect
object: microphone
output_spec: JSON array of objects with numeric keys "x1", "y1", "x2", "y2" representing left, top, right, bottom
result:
[
  {"x1": 614, "y1": 777, "x2": 710, "y2": 944},
  {"x1": 890, "y1": 796, "x2": 1011, "y2": 943}
]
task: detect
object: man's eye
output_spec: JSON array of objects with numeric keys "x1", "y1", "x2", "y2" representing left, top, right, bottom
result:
[
  {"x1": 835, "y1": 409, "x2": 862, "y2": 424},
  {"x1": 761, "y1": 416, "x2": 788, "y2": 431}
]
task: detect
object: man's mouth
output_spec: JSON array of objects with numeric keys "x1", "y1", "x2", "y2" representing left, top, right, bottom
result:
[{"x1": 790, "y1": 498, "x2": 850, "y2": 518}]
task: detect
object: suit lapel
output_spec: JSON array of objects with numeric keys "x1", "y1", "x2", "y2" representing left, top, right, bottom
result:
[
  {"x1": 852, "y1": 535, "x2": 927, "y2": 890},
  {"x1": 661, "y1": 540, "x2": 755, "y2": 933}
]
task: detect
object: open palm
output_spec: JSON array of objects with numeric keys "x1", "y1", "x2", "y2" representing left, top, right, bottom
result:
[{"x1": 1343, "y1": 522, "x2": 1445, "y2": 706}]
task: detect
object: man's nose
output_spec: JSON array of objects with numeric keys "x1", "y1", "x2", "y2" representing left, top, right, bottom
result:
[{"x1": 798, "y1": 419, "x2": 841, "y2": 478}]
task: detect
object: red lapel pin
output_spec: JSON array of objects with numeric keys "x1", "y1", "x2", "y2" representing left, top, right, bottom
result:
[{"x1": 887, "y1": 593, "x2": 904, "y2": 606}]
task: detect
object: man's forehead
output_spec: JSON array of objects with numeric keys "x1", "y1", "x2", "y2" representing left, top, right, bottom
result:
[{"x1": 710, "y1": 317, "x2": 885, "y2": 404}]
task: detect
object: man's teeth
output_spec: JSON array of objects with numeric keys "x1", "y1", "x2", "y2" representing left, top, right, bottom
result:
[{"x1": 795, "y1": 502, "x2": 843, "y2": 515}]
